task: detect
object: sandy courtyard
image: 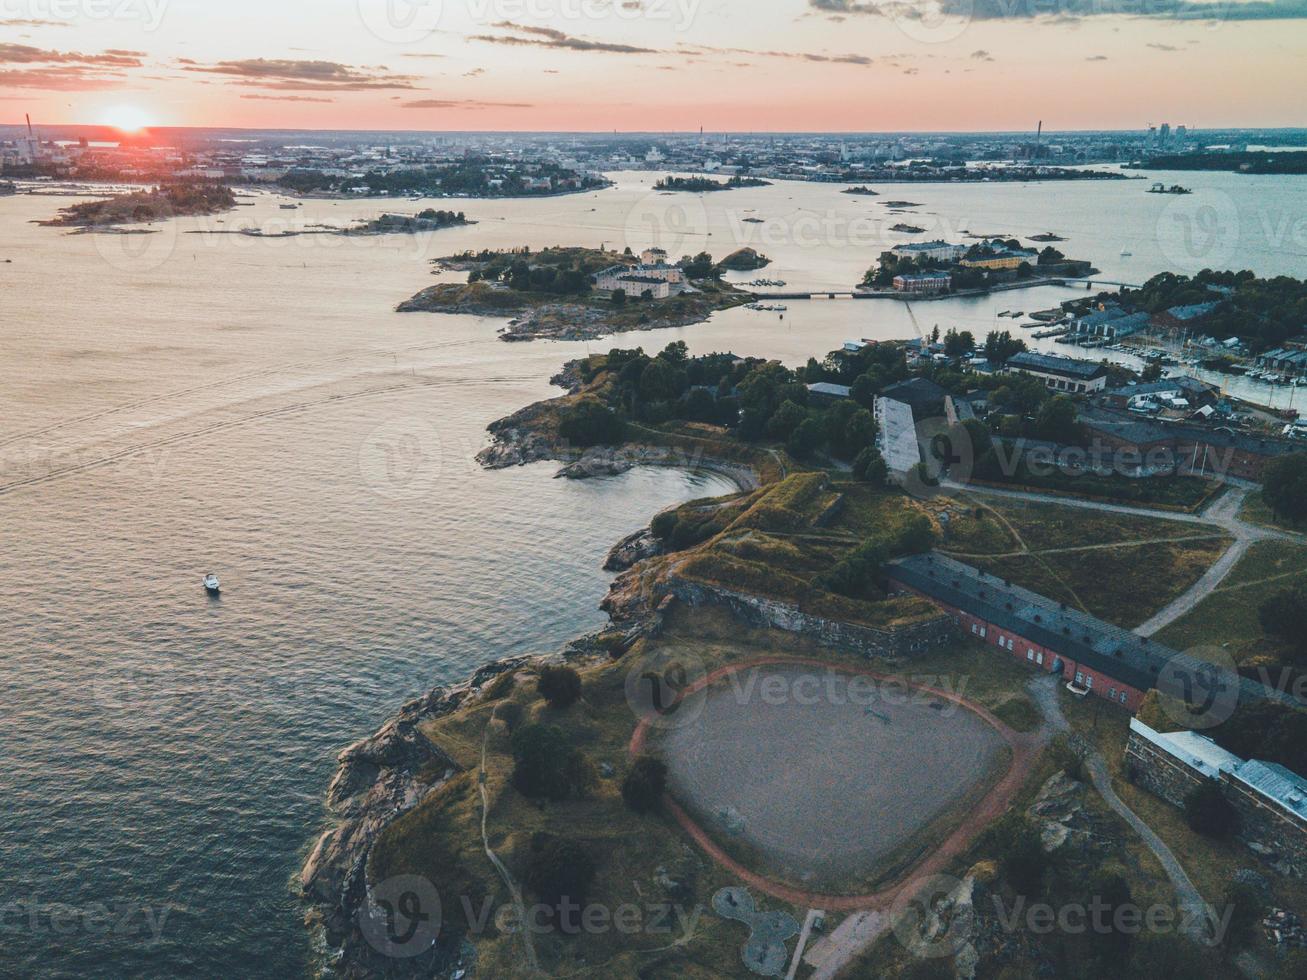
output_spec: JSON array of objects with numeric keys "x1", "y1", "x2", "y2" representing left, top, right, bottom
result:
[{"x1": 655, "y1": 663, "x2": 1007, "y2": 890}]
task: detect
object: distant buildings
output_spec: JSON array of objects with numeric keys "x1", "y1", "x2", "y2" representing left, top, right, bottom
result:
[
  {"x1": 958, "y1": 240, "x2": 1039, "y2": 271},
  {"x1": 889, "y1": 241, "x2": 967, "y2": 263},
  {"x1": 1151, "y1": 301, "x2": 1221, "y2": 332},
  {"x1": 893, "y1": 271, "x2": 952, "y2": 294},
  {"x1": 1005, "y1": 351, "x2": 1109, "y2": 393},
  {"x1": 592, "y1": 252, "x2": 685, "y2": 299}
]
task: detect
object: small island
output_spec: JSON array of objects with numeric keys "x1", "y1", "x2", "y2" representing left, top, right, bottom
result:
[
  {"x1": 397, "y1": 245, "x2": 753, "y2": 341},
  {"x1": 654, "y1": 174, "x2": 771, "y2": 192},
  {"x1": 890, "y1": 223, "x2": 926, "y2": 234},
  {"x1": 716, "y1": 246, "x2": 771, "y2": 271},
  {"x1": 39, "y1": 180, "x2": 235, "y2": 229},
  {"x1": 342, "y1": 209, "x2": 472, "y2": 235},
  {"x1": 842, "y1": 185, "x2": 879, "y2": 196},
  {"x1": 861, "y1": 238, "x2": 1095, "y2": 297},
  {"x1": 881, "y1": 200, "x2": 924, "y2": 208}
]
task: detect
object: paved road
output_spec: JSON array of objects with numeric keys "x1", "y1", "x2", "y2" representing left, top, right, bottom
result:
[{"x1": 1029, "y1": 676, "x2": 1215, "y2": 944}]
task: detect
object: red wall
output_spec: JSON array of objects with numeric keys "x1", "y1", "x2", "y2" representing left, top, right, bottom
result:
[{"x1": 890, "y1": 580, "x2": 1147, "y2": 712}]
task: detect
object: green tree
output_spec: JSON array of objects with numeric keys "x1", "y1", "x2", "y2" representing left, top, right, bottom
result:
[
  {"x1": 1034, "y1": 395, "x2": 1082, "y2": 444},
  {"x1": 525, "y1": 833, "x2": 597, "y2": 908},
  {"x1": 1263, "y1": 454, "x2": 1307, "y2": 523},
  {"x1": 983, "y1": 330, "x2": 1027, "y2": 366},
  {"x1": 853, "y1": 446, "x2": 888, "y2": 484},
  {"x1": 943, "y1": 328, "x2": 976, "y2": 358},
  {"x1": 610, "y1": 288, "x2": 626, "y2": 306},
  {"x1": 787, "y1": 417, "x2": 825, "y2": 459},
  {"x1": 639, "y1": 357, "x2": 685, "y2": 402},
  {"x1": 1218, "y1": 880, "x2": 1263, "y2": 951},
  {"x1": 537, "y1": 665, "x2": 582, "y2": 709},
  {"x1": 621, "y1": 756, "x2": 668, "y2": 813},
  {"x1": 1184, "y1": 782, "x2": 1239, "y2": 839},
  {"x1": 1259, "y1": 586, "x2": 1307, "y2": 660},
  {"x1": 767, "y1": 400, "x2": 808, "y2": 441},
  {"x1": 558, "y1": 398, "x2": 626, "y2": 447},
  {"x1": 511, "y1": 724, "x2": 596, "y2": 801}
]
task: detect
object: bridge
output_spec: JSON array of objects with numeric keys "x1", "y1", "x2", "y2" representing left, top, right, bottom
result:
[{"x1": 743, "y1": 277, "x2": 1141, "y2": 302}]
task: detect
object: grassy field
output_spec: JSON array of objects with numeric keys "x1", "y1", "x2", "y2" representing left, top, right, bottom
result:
[
  {"x1": 972, "y1": 536, "x2": 1232, "y2": 628},
  {"x1": 959, "y1": 494, "x2": 1217, "y2": 554},
  {"x1": 1239, "y1": 489, "x2": 1307, "y2": 534},
  {"x1": 967, "y1": 468, "x2": 1220, "y2": 512},
  {"x1": 1157, "y1": 539, "x2": 1307, "y2": 668}
]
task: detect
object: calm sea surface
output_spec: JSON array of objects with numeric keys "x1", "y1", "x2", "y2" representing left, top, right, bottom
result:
[{"x1": 2, "y1": 168, "x2": 1304, "y2": 977}]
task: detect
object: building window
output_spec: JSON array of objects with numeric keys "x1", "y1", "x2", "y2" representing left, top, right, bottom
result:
[
  {"x1": 980, "y1": 626, "x2": 987, "y2": 638},
  {"x1": 1036, "y1": 652, "x2": 1044, "y2": 665},
  {"x1": 1075, "y1": 671, "x2": 1084, "y2": 684},
  {"x1": 1085, "y1": 675, "x2": 1094, "y2": 688},
  {"x1": 1027, "y1": 649, "x2": 1035, "y2": 662},
  {"x1": 1120, "y1": 690, "x2": 1128, "y2": 704},
  {"x1": 1109, "y1": 688, "x2": 1116, "y2": 698}
]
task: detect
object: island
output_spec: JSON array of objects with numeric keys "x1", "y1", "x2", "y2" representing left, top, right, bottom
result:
[
  {"x1": 302, "y1": 332, "x2": 1307, "y2": 980},
  {"x1": 38, "y1": 179, "x2": 235, "y2": 228},
  {"x1": 890, "y1": 222, "x2": 926, "y2": 234},
  {"x1": 654, "y1": 174, "x2": 771, "y2": 192},
  {"x1": 397, "y1": 246, "x2": 753, "y2": 341},
  {"x1": 716, "y1": 246, "x2": 771, "y2": 271},
  {"x1": 842, "y1": 185, "x2": 879, "y2": 196},
  {"x1": 861, "y1": 238, "x2": 1095, "y2": 297},
  {"x1": 1136, "y1": 151, "x2": 1307, "y2": 175},
  {"x1": 274, "y1": 158, "x2": 611, "y2": 198},
  {"x1": 342, "y1": 209, "x2": 472, "y2": 235}
]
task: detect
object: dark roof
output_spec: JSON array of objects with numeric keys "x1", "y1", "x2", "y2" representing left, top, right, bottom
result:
[
  {"x1": 889, "y1": 553, "x2": 1280, "y2": 705},
  {"x1": 882, "y1": 377, "x2": 949, "y2": 410},
  {"x1": 1007, "y1": 351, "x2": 1107, "y2": 381}
]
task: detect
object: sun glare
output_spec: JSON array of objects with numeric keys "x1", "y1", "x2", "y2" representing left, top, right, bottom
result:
[{"x1": 101, "y1": 105, "x2": 154, "y2": 132}]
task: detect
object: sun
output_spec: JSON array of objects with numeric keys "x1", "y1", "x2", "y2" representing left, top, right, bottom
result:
[{"x1": 100, "y1": 105, "x2": 154, "y2": 133}]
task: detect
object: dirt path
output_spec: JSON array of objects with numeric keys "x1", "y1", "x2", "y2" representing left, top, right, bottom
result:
[
  {"x1": 951, "y1": 483, "x2": 1294, "y2": 635},
  {"x1": 1028, "y1": 676, "x2": 1215, "y2": 943}
]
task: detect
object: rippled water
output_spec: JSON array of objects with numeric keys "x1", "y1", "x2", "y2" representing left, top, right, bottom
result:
[{"x1": 2, "y1": 168, "x2": 1302, "y2": 977}]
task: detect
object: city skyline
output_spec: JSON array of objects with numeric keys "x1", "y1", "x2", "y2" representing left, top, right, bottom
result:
[{"x1": 3, "y1": 0, "x2": 1306, "y2": 132}]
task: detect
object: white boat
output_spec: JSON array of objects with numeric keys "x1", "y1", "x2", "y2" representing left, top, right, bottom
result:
[
  {"x1": 203, "y1": 573, "x2": 221, "y2": 595},
  {"x1": 1120, "y1": 249, "x2": 1133, "y2": 257}
]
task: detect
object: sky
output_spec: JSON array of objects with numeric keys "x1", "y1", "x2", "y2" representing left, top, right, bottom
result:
[{"x1": 1, "y1": 0, "x2": 1305, "y2": 132}]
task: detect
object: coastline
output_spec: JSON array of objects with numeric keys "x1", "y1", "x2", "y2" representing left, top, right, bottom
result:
[{"x1": 299, "y1": 384, "x2": 761, "y2": 974}]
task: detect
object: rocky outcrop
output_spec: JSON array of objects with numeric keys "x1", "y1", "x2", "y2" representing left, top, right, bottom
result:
[
  {"x1": 300, "y1": 657, "x2": 529, "y2": 974},
  {"x1": 604, "y1": 527, "x2": 664, "y2": 572}
]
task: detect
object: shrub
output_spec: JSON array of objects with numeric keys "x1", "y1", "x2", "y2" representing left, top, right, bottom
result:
[
  {"x1": 537, "y1": 665, "x2": 582, "y2": 709},
  {"x1": 525, "y1": 833, "x2": 597, "y2": 908},
  {"x1": 984, "y1": 816, "x2": 1045, "y2": 897},
  {"x1": 1259, "y1": 586, "x2": 1307, "y2": 660},
  {"x1": 510, "y1": 724, "x2": 595, "y2": 801},
  {"x1": 650, "y1": 509, "x2": 679, "y2": 541},
  {"x1": 1263, "y1": 453, "x2": 1307, "y2": 522},
  {"x1": 1184, "y1": 782, "x2": 1239, "y2": 839},
  {"x1": 621, "y1": 756, "x2": 668, "y2": 813},
  {"x1": 1218, "y1": 880, "x2": 1263, "y2": 951},
  {"x1": 558, "y1": 397, "x2": 625, "y2": 447}
]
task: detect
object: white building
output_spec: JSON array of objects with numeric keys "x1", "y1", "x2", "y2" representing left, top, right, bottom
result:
[
  {"x1": 875, "y1": 397, "x2": 921, "y2": 476},
  {"x1": 889, "y1": 241, "x2": 967, "y2": 263}
]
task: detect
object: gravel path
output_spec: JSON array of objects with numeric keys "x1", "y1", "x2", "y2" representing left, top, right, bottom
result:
[{"x1": 1028, "y1": 676, "x2": 1215, "y2": 943}]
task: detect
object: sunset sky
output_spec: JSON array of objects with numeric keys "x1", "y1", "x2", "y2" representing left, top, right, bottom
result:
[{"x1": 3, "y1": 0, "x2": 1305, "y2": 131}]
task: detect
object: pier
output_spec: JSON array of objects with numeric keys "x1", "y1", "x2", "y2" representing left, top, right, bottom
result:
[{"x1": 743, "y1": 276, "x2": 1142, "y2": 303}]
